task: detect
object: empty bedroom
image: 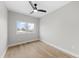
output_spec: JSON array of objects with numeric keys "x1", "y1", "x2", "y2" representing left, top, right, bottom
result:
[{"x1": 0, "y1": 0, "x2": 79, "y2": 58}]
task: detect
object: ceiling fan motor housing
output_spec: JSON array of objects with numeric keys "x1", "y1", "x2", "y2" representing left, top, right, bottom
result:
[{"x1": 34, "y1": 4, "x2": 37, "y2": 6}]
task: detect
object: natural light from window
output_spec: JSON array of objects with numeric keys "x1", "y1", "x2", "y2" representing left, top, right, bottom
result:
[{"x1": 16, "y1": 21, "x2": 34, "y2": 33}]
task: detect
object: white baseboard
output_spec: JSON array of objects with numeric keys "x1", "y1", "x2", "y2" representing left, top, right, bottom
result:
[
  {"x1": 1, "y1": 47, "x2": 8, "y2": 58},
  {"x1": 8, "y1": 39, "x2": 39, "y2": 47},
  {"x1": 1, "y1": 39, "x2": 39, "y2": 57},
  {"x1": 41, "y1": 40, "x2": 79, "y2": 58}
]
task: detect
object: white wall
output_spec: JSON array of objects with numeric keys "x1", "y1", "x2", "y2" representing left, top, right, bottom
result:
[
  {"x1": 8, "y1": 11, "x2": 40, "y2": 46},
  {"x1": 40, "y1": 1, "x2": 79, "y2": 56},
  {"x1": 0, "y1": 2, "x2": 8, "y2": 57}
]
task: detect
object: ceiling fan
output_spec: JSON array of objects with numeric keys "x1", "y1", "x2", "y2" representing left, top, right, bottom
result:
[{"x1": 29, "y1": 1, "x2": 47, "y2": 14}]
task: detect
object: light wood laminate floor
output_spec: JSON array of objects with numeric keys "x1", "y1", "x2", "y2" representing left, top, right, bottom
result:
[{"x1": 5, "y1": 40, "x2": 74, "y2": 58}]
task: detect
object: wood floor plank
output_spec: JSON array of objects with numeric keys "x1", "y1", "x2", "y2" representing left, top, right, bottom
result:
[{"x1": 5, "y1": 40, "x2": 74, "y2": 58}]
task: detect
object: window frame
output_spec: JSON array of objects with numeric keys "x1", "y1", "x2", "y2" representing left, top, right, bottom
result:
[{"x1": 16, "y1": 21, "x2": 35, "y2": 34}]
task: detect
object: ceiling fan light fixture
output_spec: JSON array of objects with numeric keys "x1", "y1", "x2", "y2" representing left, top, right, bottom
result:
[
  {"x1": 29, "y1": 1, "x2": 47, "y2": 14},
  {"x1": 34, "y1": 9, "x2": 38, "y2": 12}
]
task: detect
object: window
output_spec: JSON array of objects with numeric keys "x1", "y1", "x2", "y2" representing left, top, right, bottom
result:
[{"x1": 16, "y1": 21, "x2": 34, "y2": 33}]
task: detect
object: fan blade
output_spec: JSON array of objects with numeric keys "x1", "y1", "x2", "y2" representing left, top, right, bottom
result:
[
  {"x1": 29, "y1": 1, "x2": 35, "y2": 9},
  {"x1": 38, "y1": 9, "x2": 47, "y2": 12},
  {"x1": 30, "y1": 11, "x2": 34, "y2": 14}
]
